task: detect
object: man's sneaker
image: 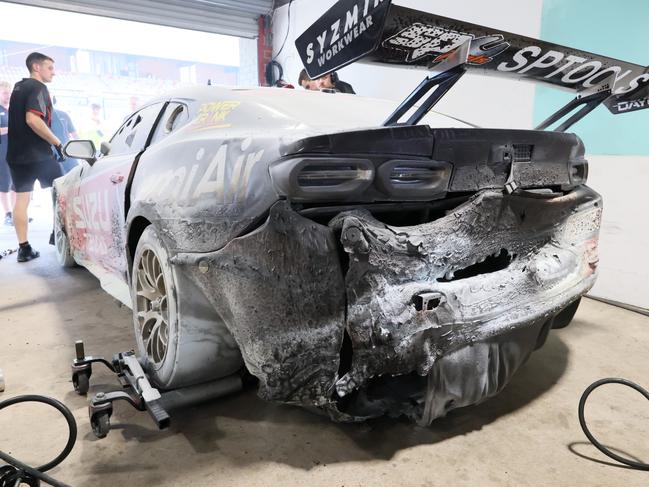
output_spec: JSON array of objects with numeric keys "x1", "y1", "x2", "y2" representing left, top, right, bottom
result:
[
  {"x1": 3, "y1": 212, "x2": 11, "y2": 226},
  {"x1": 49, "y1": 231, "x2": 55, "y2": 245},
  {"x1": 17, "y1": 245, "x2": 40, "y2": 262}
]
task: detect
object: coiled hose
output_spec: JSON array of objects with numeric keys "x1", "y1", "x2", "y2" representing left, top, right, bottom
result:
[
  {"x1": 0, "y1": 395, "x2": 76, "y2": 487},
  {"x1": 579, "y1": 378, "x2": 649, "y2": 470}
]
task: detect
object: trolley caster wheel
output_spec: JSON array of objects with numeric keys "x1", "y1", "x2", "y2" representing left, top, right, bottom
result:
[
  {"x1": 91, "y1": 411, "x2": 112, "y2": 439},
  {"x1": 72, "y1": 372, "x2": 90, "y2": 395}
]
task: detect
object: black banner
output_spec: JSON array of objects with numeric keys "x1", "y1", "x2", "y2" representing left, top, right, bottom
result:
[{"x1": 295, "y1": 0, "x2": 392, "y2": 79}]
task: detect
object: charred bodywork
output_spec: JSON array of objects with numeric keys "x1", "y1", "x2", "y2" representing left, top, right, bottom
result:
[
  {"x1": 169, "y1": 125, "x2": 601, "y2": 424},
  {"x1": 53, "y1": 0, "x2": 639, "y2": 424},
  {"x1": 54, "y1": 92, "x2": 602, "y2": 423}
]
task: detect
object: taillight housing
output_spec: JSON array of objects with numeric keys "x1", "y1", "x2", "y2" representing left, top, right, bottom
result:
[
  {"x1": 270, "y1": 157, "x2": 374, "y2": 201},
  {"x1": 377, "y1": 159, "x2": 452, "y2": 199},
  {"x1": 270, "y1": 156, "x2": 454, "y2": 202}
]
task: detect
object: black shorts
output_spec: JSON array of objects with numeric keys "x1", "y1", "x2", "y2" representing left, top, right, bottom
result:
[
  {"x1": 0, "y1": 157, "x2": 11, "y2": 192},
  {"x1": 8, "y1": 158, "x2": 63, "y2": 193}
]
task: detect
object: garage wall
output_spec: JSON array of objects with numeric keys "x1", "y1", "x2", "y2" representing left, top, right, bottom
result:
[
  {"x1": 534, "y1": 0, "x2": 649, "y2": 311},
  {"x1": 272, "y1": 0, "x2": 648, "y2": 311},
  {"x1": 587, "y1": 156, "x2": 649, "y2": 310}
]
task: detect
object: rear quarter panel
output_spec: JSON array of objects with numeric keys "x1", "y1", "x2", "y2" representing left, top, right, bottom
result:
[{"x1": 128, "y1": 121, "x2": 283, "y2": 255}]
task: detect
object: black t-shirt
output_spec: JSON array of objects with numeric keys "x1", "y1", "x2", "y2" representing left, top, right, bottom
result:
[
  {"x1": 334, "y1": 80, "x2": 356, "y2": 94},
  {"x1": 0, "y1": 104, "x2": 8, "y2": 163},
  {"x1": 7, "y1": 78, "x2": 53, "y2": 165}
]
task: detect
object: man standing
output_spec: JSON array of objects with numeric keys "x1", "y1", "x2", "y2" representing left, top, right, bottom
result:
[
  {"x1": 51, "y1": 96, "x2": 80, "y2": 173},
  {"x1": 6, "y1": 52, "x2": 64, "y2": 262},
  {"x1": 0, "y1": 80, "x2": 14, "y2": 226}
]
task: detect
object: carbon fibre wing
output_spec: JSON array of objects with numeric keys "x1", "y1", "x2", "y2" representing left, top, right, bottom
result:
[{"x1": 295, "y1": 0, "x2": 649, "y2": 114}]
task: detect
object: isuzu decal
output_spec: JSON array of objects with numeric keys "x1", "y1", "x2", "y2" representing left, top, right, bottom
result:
[{"x1": 73, "y1": 190, "x2": 111, "y2": 231}]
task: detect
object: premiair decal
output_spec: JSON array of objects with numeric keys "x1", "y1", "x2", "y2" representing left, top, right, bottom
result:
[
  {"x1": 383, "y1": 23, "x2": 509, "y2": 66},
  {"x1": 142, "y1": 138, "x2": 265, "y2": 205}
]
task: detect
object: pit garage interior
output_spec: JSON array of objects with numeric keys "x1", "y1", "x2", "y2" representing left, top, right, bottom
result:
[{"x1": 1, "y1": 0, "x2": 649, "y2": 485}]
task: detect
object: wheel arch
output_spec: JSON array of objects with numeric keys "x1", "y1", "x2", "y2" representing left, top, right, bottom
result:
[{"x1": 127, "y1": 216, "x2": 152, "y2": 272}]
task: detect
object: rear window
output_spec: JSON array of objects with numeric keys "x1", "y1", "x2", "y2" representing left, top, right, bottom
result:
[{"x1": 239, "y1": 90, "x2": 474, "y2": 131}]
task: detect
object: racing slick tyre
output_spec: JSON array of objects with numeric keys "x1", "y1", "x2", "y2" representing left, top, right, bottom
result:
[
  {"x1": 130, "y1": 226, "x2": 242, "y2": 390},
  {"x1": 54, "y1": 203, "x2": 76, "y2": 268}
]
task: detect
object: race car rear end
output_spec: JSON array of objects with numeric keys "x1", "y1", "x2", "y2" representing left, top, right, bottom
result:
[{"x1": 178, "y1": 124, "x2": 601, "y2": 424}]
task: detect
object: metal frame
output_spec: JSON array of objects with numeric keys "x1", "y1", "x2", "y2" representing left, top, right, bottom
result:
[
  {"x1": 70, "y1": 340, "x2": 243, "y2": 439},
  {"x1": 383, "y1": 40, "x2": 470, "y2": 127},
  {"x1": 535, "y1": 90, "x2": 612, "y2": 132},
  {"x1": 536, "y1": 74, "x2": 616, "y2": 132},
  {"x1": 383, "y1": 65, "x2": 466, "y2": 126}
]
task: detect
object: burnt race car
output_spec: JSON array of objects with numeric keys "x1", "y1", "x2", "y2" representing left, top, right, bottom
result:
[{"x1": 54, "y1": 0, "x2": 648, "y2": 425}]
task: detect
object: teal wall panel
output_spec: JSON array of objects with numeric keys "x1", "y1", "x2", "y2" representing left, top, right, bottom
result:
[{"x1": 535, "y1": 0, "x2": 649, "y2": 155}]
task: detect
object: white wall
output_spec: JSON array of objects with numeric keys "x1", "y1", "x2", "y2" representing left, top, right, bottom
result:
[
  {"x1": 272, "y1": 0, "x2": 648, "y2": 311},
  {"x1": 588, "y1": 157, "x2": 649, "y2": 310}
]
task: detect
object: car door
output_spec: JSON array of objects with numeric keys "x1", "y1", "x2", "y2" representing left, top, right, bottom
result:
[{"x1": 70, "y1": 102, "x2": 166, "y2": 301}]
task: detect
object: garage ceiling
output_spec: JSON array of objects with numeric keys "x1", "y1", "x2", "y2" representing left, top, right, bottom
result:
[{"x1": 5, "y1": 0, "x2": 273, "y2": 38}]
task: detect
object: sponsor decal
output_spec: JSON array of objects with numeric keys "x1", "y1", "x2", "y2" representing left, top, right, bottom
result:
[
  {"x1": 73, "y1": 190, "x2": 111, "y2": 231},
  {"x1": 71, "y1": 188, "x2": 115, "y2": 257},
  {"x1": 295, "y1": 0, "x2": 391, "y2": 78},
  {"x1": 383, "y1": 24, "x2": 509, "y2": 65},
  {"x1": 142, "y1": 138, "x2": 265, "y2": 205},
  {"x1": 612, "y1": 97, "x2": 649, "y2": 113},
  {"x1": 192, "y1": 101, "x2": 241, "y2": 131},
  {"x1": 497, "y1": 47, "x2": 649, "y2": 94}
]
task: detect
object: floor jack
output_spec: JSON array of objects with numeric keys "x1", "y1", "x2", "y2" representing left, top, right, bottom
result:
[{"x1": 70, "y1": 340, "x2": 243, "y2": 439}]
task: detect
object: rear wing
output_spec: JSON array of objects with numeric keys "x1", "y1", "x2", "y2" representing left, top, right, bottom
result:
[{"x1": 295, "y1": 0, "x2": 649, "y2": 115}]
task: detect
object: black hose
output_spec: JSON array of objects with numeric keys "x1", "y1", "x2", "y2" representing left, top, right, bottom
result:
[
  {"x1": 0, "y1": 395, "x2": 77, "y2": 487},
  {"x1": 578, "y1": 378, "x2": 649, "y2": 470}
]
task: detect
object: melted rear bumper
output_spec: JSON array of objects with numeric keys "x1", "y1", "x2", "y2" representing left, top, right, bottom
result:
[{"x1": 174, "y1": 185, "x2": 601, "y2": 424}]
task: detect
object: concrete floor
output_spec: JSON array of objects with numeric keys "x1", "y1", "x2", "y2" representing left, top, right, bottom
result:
[{"x1": 1, "y1": 200, "x2": 649, "y2": 486}]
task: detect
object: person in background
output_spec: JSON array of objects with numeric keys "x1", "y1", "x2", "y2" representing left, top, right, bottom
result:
[
  {"x1": 0, "y1": 80, "x2": 15, "y2": 226},
  {"x1": 298, "y1": 69, "x2": 318, "y2": 91},
  {"x1": 80, "y1": 103, "x2": 104, "y2": 149},
  {"x1": 50, "y1": 95, "x2": 80, "y2": 173},
  {"x1": 6, "y1": 52, "x2": 64, "y2": 262},
  {"x1": 316, "y1": 72, "x2": 356, "y2": 94},
  {"x1": 298, "y1": 69, "x2": 356, "y2": 94},
  {"x1": 129, "y1": 96, "x2": 139, "y2": 113}
]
